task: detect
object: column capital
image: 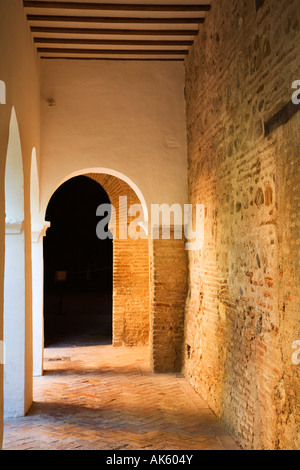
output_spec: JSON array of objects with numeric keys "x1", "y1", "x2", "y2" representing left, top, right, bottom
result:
[
  {"x1": 32, "y1": 222, "x2": 51, "y2": 243},
  {"x1": 5, "y1": 219, "x2": 24, "y2": 235}
]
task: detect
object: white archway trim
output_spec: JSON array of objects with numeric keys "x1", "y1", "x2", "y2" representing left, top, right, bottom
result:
[
  {"x1": 32, "y1": 223, "x2": 50, "y2": 378},
  {"x1": 31, "y1": 148, "x2": 49, "y2": 377},
  {"x1": 32, "y1": 222, "x2": 50, "y2": 243},
  {"x1": 30, "y1": 148, "x2": 41, "y2": 232},
  {"x1": 46, "y1": 167, "x2": 149, "y2": 225},
  {"x1": 5, "y1": 107, "x2": 24, "y2": 225}
]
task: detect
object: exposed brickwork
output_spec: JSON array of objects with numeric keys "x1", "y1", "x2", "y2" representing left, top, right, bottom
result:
[
  {"x1": 184, "y1": 0, "x2": 300, "y2": 450},
  {"x1": 87, "y1": 174, "x2": 150, "y2": 347},
  {"x1": 150, "y1": 229, "x2": 187, "y2": 373},
  {"x1": 113, "y1": 238, "x2": 150, "y2": 347}
]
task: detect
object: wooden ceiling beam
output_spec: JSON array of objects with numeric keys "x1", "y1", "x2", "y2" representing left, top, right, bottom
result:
[
  {"x1": 31, "y1": 26, "x2": 198, "y2": 36},
  {"x1": 34, "y1": 37, "x2": 194, "y2": 46},
  {"x1": 40, "y1": 57, "x2": 185, "y2": 61},
  {"x1": 24, "y1": 2, "x2": 211, "y2": 12},
  {"x1": 27, "y1": 15, "x2": 205, "y2": 24},
  {"x1": 37, "y1": 47, "x2": 189, "y2": 55}
]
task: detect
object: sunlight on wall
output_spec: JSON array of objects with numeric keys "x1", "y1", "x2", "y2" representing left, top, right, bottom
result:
[
  {"x1": 5, "y1": 107, "x2": 24, "y2": 224},
  {"x1": 4, "y1": 107, "x2": 26, "y2": 417},
  {"x1": 30, "y1": 148, "x2": 40, "y2": 231}
]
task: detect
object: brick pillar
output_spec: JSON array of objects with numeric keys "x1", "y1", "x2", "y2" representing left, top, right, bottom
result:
[
  {"x1": 150, "y1": 227, "x2": 187, "y2": 373},
  {"x1": 113, "y1": 238, "x2": 150, "y2": 347}
]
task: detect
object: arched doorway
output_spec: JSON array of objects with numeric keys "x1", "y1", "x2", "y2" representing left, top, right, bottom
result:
[
  {"x1": 35, "y1": 169, "x2": 150, "y2": 374},
  {"x1": 86, "y1": 172, "x2": 150, "y2": 348},
  {"x1": 44, "y1": 176, "x2": 113, "y2": 347}
]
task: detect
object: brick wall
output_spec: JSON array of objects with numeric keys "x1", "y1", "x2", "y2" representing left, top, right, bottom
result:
[
  {"x1": 113, "y1": 238, "x2": 149, "y2": 347},
  {"x1": 184, "y1": 0, "x2": 300, "y2": 450},
  {"x1": 150, "y1": 228, "x2": 187, "y2": 373},
  {"x1": 87, "y1": 174, "x2": 150, "y2": 347}
]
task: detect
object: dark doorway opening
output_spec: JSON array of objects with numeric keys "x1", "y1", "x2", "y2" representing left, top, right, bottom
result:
[{"x1": 44, "y1": 175, "x2": 112, "y2": 348}]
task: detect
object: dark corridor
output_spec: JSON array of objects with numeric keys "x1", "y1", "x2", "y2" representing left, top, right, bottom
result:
[{"x1": 44, "y1": 175, "x2": 113, "y2": 347}]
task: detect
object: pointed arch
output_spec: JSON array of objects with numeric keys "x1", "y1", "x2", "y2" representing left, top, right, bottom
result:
[
  {"x1": 45, "y1": 167, "x2": 149, "y2": 229},
  {"x1": 5, "y1": 107, "x2": 24, "y2": 225}
]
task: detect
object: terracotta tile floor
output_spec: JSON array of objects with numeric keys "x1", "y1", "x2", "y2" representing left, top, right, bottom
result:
[{"x1": 3, "y1": 344, "x2": 239, "y2": 450}]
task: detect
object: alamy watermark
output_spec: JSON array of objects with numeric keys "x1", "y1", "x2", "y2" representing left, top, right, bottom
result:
[
  {"x1": 292, "y1": 340, "x2": 300, "y2": 366},
  {"x1": 292, "y1": 80, "x2": 300, "y2": 105},
  {"x1": 0, "y1": 340, "x2": 5, "y2": 365},
  {"x1": 96, "y1": 199, "x2": 204, "y2": 251},
  {"x1": 0, "y1": 80, "x2": 6, "y2": 105}
]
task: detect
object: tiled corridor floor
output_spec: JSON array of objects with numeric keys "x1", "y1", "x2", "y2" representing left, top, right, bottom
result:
[{"x1": 3, "y1": 344, "x2": 239, "y2": 450}]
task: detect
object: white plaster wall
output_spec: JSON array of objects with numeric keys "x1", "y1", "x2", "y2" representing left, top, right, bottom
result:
[
  {"x1": 0, "y1": 0, "x2": 41, "y2": 443},
  {"x1": 30, "y1": 148, "x2": 40, "y2": 230},
  {"x1": 4, "y1": 231, "x2": 25, "y2": 417},
  {"x1": 31, "y1": 149, "x2": 45, "y2": 377},
  {"x1": 32, "y1": 237, "x2": 44, "y2": 377},
  {"x1": 3, "y1": 106, "x2": 26, "y2": 418},
  {"x1": 5, "y1": 108, "x2": 24, "y2": 224},
  {"x1": 40, "y1": 60, "x2": 188, "y2": 215}
]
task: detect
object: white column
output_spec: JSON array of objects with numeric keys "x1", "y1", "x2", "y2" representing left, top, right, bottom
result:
[
  {"x1": 32, "y1": 223, "x2": 50, "y2": 377},
  {"x1": 4, "y1": 221, "x2": 25, "y2": 418}
]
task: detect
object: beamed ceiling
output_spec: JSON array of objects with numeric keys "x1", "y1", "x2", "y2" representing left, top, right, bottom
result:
[{"x1": 23, "y1": 0, "x2": 211, "y2": 60}]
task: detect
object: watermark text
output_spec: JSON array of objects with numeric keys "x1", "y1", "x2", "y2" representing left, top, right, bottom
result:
[
  {"x1": 0, "y1": 80, "x2": 6, "y2": 105},
  {"x1": 96, "y1": 199, "x2": 204, "y2": 251},
  {"x1": 0, "y1": 340, "x2": 5, "y2": 365},
  {"x1": 292, "y1": 80, "x2": 300, "y2": 105},
  {"x1": 292, "y1": 340, "x2": 300, "y2": 365}
]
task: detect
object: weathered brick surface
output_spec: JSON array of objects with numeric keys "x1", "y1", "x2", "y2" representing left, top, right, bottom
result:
[
  {"x1": 113, "y1": 238, "x2": 150, "y2": 347},
  {"x1": 184, "y1": 0, "x2": 300, "y2": 450},
  {"x1": 150, "y1": 229, "x2": 187, "y2": 373},
  {"x1": 87, "y1": 174, "x2": 150, "y2": 347}
]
